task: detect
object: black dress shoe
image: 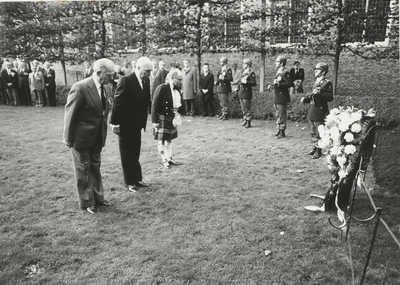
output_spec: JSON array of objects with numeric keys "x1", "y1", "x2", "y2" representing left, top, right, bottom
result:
[
  {"x1": 86, "y1": 206, "x2": 97, "y2": 214},
  {"x1": 127, "y1": 185, "x2": 137, "y2": 192},
  {"x1": 168, "y1": 158, "x2": 181, "y2": 165},
  {"x1": 97, "y1": 200, "x2": 113, "y2": 206},
  {"x1": 135, "y1": 181, "x2": 150, "y2": 187}
]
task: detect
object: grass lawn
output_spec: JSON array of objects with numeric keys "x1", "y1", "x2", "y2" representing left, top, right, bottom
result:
[{"x1": 0, "y1": 106, "x2": 398, "y2": 285}]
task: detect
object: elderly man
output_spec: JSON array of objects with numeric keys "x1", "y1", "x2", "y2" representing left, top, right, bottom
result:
[
  {"x1": 110, "y1": 57, "x2": 152, "y2": 193},
  {"x1": 152, "y1": 69, "x2": 183, "y2": 169},
  {"x1": 63, "y1": 58, "x2": 115, "y2": 214}
]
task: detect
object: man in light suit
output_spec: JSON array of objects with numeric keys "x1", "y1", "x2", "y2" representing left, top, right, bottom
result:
[
  {"x1": 43, "y1": 61, "x2": 56, "y2": 106},
  {"x1": 63, "y1": 58, "x2": 115, "y2": 214},
  {"x1": 110, "y1": 57, "x2": 153, "y2": 193},
  {"x1": 182, "y1": 59, "x2": 198, "y2": 116}
]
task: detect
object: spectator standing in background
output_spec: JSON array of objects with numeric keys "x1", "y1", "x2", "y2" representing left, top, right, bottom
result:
[
  {"x1": 152, "y1": 61, "x2": 168, "y2": 101},
  {"x1": 0, "y1": 60, "x2": 8, "y2": 105},
  {"x1": 83, "y1": 61, "x2": 93, "y2": 79},
  {"x1": 43, "y1": 61, "x2": 56, "y2": 106},
  {"x1": 12, "y1": 60, "x2": 22, "y2": 105},
  {"x1": 2, "y1": 62, "x2": 19, "y2": 106},
  {"x1": 182, "y1": 59, "x2": 198, "y2": 116},
  {"x1": 289, "y1": 61, "x2": 305, "y2": 94},
  {"x1": 18, "y1": 61, "x2": 31, "y2": 106},
  {"x1": 29, "y1": 65, "x2": 45, "y2": 107},
  {"x1": 199, "y1": 63, "x2": 214, "y2": 117},
  {"x1": 121, "y1": 60, "x2": 132, "y2": 76},
  {"x1": 231, "y1": 62, "x2": 241, "y2": 98}
]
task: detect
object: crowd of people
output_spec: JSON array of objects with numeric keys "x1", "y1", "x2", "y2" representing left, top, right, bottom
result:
[
  {"x1": 0, "y1": 58, "x2": 57, "y2": 107},
  {"x1": 61, "y1": 55, "x2": 333, "y2": 214}
]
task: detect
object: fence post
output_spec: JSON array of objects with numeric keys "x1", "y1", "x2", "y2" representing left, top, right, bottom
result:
[{"x1": 359, "y1": 207, "x2": 382, "y2": 285}]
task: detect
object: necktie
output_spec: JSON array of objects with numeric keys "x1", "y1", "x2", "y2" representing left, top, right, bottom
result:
[{"x1": 100, "y1": 85, "x2": 106, "y2": 110}]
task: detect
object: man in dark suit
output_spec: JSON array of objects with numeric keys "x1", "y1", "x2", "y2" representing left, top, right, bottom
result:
[
  {"x1": 301, "y1": 62, "x2": 333, "y2": 159},
  {"x1": 152, "y1": 61, "x2": 168, "y2": 96},
  {"x1": 110, "y1": 57, "x2": 153, "y2": 193},
  {"x1": 63, "y1": 58, "x2": 115, "y2": 214},
  {"x1": 1, "y1": 61, "x2": 19, "y2": 106},
  {"x1": 199, "y1": 63, "x2": 214, "y2": 117},
  {"x1": 43, "y1": 61, "x2": 56, "y2": 106},
  {"x1": 289, "y1": 61, "x2": 305, "y2": 94},
  {"x1": 267, "y1": 55, "x2": 294, "y2": 139}
]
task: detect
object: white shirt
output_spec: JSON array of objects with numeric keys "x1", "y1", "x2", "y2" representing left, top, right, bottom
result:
[
  {"x1": 169, "y1": 82, "x2": 182, "y2": 109},
  {"x1": 134, "y1": 69, "x2": 143, "y2": 89},
  {"x1": 92, "y1": 73, "x2": 103, "y2": 100}
]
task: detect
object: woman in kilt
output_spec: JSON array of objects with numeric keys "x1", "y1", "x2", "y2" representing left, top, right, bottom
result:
[{"x1": 151, "y1": 69, "x2": 183, "y2": 169}]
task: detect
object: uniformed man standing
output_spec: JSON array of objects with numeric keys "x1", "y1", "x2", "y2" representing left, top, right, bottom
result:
[
  {"x1": 215, "y1": 57, "x2": 233, "y2": 120},
  {"x1": 301, "y1": 62, "x2": 333, "y2": 159},
  {"x1": 268, "y1": 55, "x2": 294, "y2": 139},
  {"x1": 238, "y1": 58, "x2": 256, "y2": 128}
]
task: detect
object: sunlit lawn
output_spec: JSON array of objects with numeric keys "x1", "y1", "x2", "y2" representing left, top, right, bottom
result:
[{"x1": 0, "y1": 106, "x2": 398, "y2": 285}]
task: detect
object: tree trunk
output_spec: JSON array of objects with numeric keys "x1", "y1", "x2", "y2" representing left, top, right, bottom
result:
[
  {"x1": 60, "y1": 58, "x2": 67, "y2": 85},
  {"x1": 142, "y1": 8, "x2": 147, "y2": 56},
  {"x1": 100, "y1": 12, "x2": 106, "y2": 58},
  {"x1": 333, "y1": 0, "x2": 344, "y2": 95},
  {"x1": 260, "y1": 0, "x2": 266, "y2": 92},
  {"x1": 196, "y1": 3, "x2": 203, "y2": 79}
]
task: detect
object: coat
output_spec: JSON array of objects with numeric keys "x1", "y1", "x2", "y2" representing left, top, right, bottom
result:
[
  {"x1": 43, "y1": 68, "x2": 56, "y2": 89},
  {"x1": 152, "y1": 69, "x2": 169, "y2": 98},
  {"x1": 273, "y1": 68, "x2": 294, "y2": 104},
  {"x1": 238, "y1": 69, "x2": 257, "y2": 100},
  {"x1": 151, "y1": 83, "x2": 176, "y2": 122},
  {"x1": 110, "y1": 72, "x2": 150, "y2": 135},
  {"x1": 303, "y1": 78, "x2": 333, "y2": 121},
  {"x1": 216, "y1": 66, "x2": 233, "y2": 94},
  {"x1": 199, "y1": 72, "x2": 214, "y2": 102},
  {"x1": 1, "y1": 68, "x2": 18, "y2": 89},
  {"x1": 182, "y1": 66, "x2": 198, "y2": 100},
  {"x1": 63, "y1": 77, "x2": 109, "y2": 150},
  {"x1": 289, "y1": 68, "x2": 305, "y2": 83},
  {"x1": 29, "y1": 71, "x2": 45, "y2": 91},
  {"x1": 18, "y1": 68, "x2": 30, "y2": 88}
]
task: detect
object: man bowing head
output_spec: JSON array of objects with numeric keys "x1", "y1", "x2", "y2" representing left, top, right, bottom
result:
[
  {"x1": 110, "y1": 57, "x2": 153, "y2": 193},
  {"x1": 63, "y1": 58, "x2": 115, "y2": 214}
]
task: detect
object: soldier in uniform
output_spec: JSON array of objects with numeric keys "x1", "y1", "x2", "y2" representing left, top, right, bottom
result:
[
  {"x1": 215, "y1": 57, "x2": 233, "y2": 120},
  {"x1": 268, "y1": 55, "x2": 294, "y2": 139},
  {"x1": 301, "y1": 62, "x2": 333, "y2": 159},
  {"x1": 238, "y1": 58, "x2": 256, "y2": 128}
]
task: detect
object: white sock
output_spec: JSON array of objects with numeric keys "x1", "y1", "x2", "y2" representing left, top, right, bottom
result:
[
  {"x1": 157, "y1": 142, "x2": 168, "y2": 162},
  {"x1": 165, "y1": 141, "x2": 172, "y2": 160}
]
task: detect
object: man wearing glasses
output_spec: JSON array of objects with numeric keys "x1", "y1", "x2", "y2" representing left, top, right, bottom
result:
[{"x1": 110, "y1": 57, "x2": 153, "y2": 193}]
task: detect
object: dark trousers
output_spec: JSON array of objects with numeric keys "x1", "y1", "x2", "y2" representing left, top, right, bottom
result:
[
  {"x1": 184, "y1": 99, "x2": 195, "y2": 115},
  {"x1": 202, "y1": 100, "x2": 214, "y2": 117},
  {"x1": 46, "y1": 87, "x2": 56, "y2": 106},
  {"x1": 20, "y1": 85, "x2": 31, "y2": 106},
  {"x1": 274, "y1": 104, "x2": 287, "y2": 130},
  {"x1": 308, "y1": 120, "x2": 324, "y2": 147},
  {"x1": 0, "y1": 89, "x2": 8, "y2": 105},
  {"x1": 71, "y1": 131, "x2": 104, "y2": 209},
  {"x1": 6, "y1": 88, "x2": 18, "y2": 106},
  {"x1": 118, "y1": 130, "x2": 143, "y2": 186}
]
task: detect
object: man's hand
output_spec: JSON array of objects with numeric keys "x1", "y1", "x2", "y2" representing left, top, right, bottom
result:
[
  {"x1": 110, "y1": 125, "x2": 120, "y2": 135},
  {"x1": 152, "y1": 123, "x2": 159, "y2": 129},
  {"x1": 300, "y1": 97, "x2": 305, "y2": 103},
  {"x1": 202, "y1": 89, "x2": 208, "y2": 94}
]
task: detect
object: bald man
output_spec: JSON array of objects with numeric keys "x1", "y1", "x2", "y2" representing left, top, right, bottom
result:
[{"x1": 110, "y1": 57, "x2": 153, "y2": 192}]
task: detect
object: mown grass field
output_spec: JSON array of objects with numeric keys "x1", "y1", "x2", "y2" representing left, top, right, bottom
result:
[{"x1": 0, "y1": 106, "x2": 398, "y2": 285}]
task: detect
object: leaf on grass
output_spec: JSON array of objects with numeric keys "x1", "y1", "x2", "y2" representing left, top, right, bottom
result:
[
  {"x1": 265, "y1": 250, "x2": 272, "y2": 256},
  {"x1": 296, "y1": 169, "x2": 304, "y2": 173}
]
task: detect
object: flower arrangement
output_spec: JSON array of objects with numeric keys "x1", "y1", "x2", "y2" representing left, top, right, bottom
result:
[{"x1": 318, "y1": 106, "x2": 376, "y2": 181}]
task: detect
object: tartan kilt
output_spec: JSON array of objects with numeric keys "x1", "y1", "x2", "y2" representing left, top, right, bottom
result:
[{"x1": 154, "y1": 115, "x2": 178, "y2": 141}]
